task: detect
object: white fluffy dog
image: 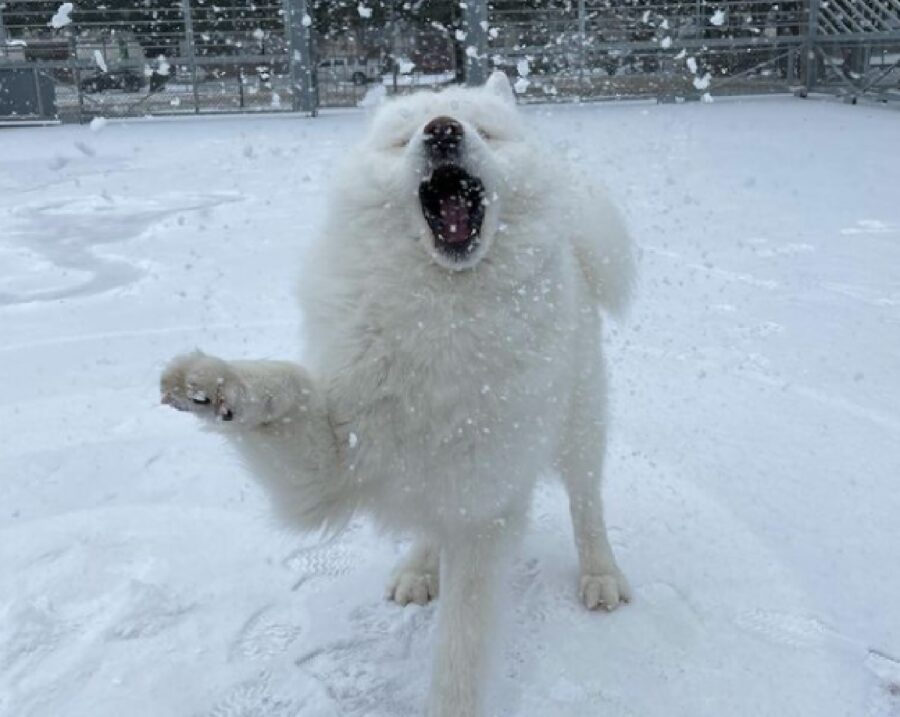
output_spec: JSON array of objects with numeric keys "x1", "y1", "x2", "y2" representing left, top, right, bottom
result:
[{"x1": 161, "y1": 72, "x2": 634, "y2": 717}]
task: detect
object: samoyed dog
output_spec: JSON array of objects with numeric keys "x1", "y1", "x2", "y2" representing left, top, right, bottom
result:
[{"x1": 161, "y1": 71, "x2": 634, "y2": 717}]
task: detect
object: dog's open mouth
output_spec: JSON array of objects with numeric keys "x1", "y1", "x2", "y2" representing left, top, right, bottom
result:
[{"x1": 419, "y1": 165, "x2": 485, "y2": 260}]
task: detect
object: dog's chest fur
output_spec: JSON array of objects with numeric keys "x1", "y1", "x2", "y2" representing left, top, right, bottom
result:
[{"x1": 313, "y1": 245, "x2": 579, "y2": 528}]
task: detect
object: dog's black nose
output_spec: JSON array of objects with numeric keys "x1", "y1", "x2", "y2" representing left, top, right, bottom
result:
[{"x1": 423, "y1": 116, "x2": 463, "y2": 156}]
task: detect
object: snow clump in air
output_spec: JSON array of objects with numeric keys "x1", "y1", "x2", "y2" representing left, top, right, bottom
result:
[
  {"x1": 93, "y1": 49, "x2": 107, "y2": 72},
  {"x1": 49, "y1": 2, "x2": 74, "y2": 29}
]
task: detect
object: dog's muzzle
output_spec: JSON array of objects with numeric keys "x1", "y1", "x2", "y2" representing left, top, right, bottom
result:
[
  {"x1": 419, "y1": 117, "x2": 486, "y2": 262},
  {"x1": 423, "y1": 115, "x2": 464, "y2": 162}
]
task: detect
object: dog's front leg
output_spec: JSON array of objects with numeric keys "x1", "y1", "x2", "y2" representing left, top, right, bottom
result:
[
  {"x1": 160, "y1": 351, "x2": 351, "y2": 529},
  {"x1": 428, "y1": 528, "x2": 510, "y2": 717}
]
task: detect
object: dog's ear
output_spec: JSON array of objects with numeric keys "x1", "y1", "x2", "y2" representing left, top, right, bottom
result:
[{"x1": 485, "y1": 70, "x2": 516, "y2": 106}]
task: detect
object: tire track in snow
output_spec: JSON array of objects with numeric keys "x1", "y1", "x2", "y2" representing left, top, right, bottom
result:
[
  {"x1": 0, "y1": 192, "x2": 241, "y2": 306},
  {"x1": 865, "y1": 650, "x2": 900, "y2": 717},
  {"x1": 0, "y1": 319, "x2": 294, "y2": 355}
]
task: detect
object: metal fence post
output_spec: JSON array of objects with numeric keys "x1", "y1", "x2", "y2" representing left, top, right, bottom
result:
[
  {"x1": 803, "y1": 0, "x2": 820, "y2": 91},
  {"x1": 463, "y1": 0, "x2": 488, "y2": 86},
  {"x1": 285, "y1": 0, "x2": 316, "y2": 114},
  {"x1": 32, "y1": 66, "x2": 45, "y2": 118},
  {"x1": 577, "y1": 0, "x2": 586, "y2": 100},
  {"x1": 180, "y1": 0, "x2": 200, "y2": 113}
]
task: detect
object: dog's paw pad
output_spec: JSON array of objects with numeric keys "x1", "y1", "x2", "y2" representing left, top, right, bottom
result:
[
  {"x1": 386, "y1": 570, "x2": 439, "y2": 606},
  {"x1": 580, "y1": 571, "x2": 632, "y2": 611},
  {"x1": 160, "y1": 351, "x2": 240, "y2": 422}
]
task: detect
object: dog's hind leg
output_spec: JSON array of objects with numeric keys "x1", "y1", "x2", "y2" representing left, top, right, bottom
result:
[
  {"x1": 160, "y1": 351, "x2": 354, "y2": 531},
  {"x1": 386, "y1": 539, "x2": 439, "y2": 606},
  {"x1": 428, "y1": 526, "x2": 514, "y2": 717},
  {"x1": 558, "y1": 363, "x2": 632, "y2": 612}
]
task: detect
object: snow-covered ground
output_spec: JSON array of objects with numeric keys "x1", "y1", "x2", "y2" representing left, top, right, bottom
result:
[{"x1": 1, "y1": 97, "x2": 899, "y2": 717}]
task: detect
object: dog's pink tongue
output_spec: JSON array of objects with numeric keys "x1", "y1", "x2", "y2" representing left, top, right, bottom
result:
[{"x1": 439, "y1": 196, "x2": 470, "y2": 244}]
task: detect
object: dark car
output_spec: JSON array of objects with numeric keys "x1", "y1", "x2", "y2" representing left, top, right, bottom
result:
[{"x1": 80, "y1": 70, "x2": 144, "y2": 93}]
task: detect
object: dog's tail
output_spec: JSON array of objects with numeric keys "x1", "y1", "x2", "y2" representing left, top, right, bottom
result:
[{"x1": 570, "y1": 185, "x2": 636, "y2": 317}]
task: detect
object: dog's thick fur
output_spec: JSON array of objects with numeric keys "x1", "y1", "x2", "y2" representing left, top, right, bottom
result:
[{"x1": 161, "y1": 72, "x2": 634, "y2": 717}]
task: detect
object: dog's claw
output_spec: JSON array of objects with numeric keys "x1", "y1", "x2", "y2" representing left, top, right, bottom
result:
[
  {"x1": 580, "y1": 572, "x2": 632, "y2": 611},
  {"x1": 160, "y1": 352, "x2": 241, "y2": 423},
  {"x1": 161, "y1": 392, "x2": 191, "y2": 412}
]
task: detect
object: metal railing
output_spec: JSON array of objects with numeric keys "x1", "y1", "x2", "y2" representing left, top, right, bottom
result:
[
  {"x1": 0, "y1": 0, "x2": 314, "y2": 121},
  {"x1": 804, "y1": 0, "x2": 900, "y2": 101},
  {"x1": 1, "y1": 1, "x2": 898, "y2": 123},
  {"x1": 488, "y1": 1, "x2": 808, "y2": 101}
]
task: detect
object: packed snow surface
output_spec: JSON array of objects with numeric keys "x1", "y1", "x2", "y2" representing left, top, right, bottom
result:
[{"x1": 1, "y1": 98, "x2": 899, "y2": 716}]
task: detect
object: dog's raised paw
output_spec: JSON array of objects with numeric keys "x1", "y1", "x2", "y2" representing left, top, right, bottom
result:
[
  {"x1": 386, "y1": 569, "x2": 439, "y2": 606},
  {"x1": 160, "y1": 351, "x2": 242, "y2": 422},
  {"x1": 580, "y1": 571, "x2": 632, "y2": 611}
]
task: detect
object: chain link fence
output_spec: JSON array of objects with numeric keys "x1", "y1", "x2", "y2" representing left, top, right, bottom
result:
[{"x1": 1, "y1": 1, "x2": 898, "y2": 123}]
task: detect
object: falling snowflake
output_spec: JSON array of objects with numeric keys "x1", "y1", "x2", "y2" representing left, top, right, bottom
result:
[
  {"x1": 693, "y1": 73, "x2": 712, "y2": 90},
  {"x1": 516, "y1": 59, "x2": 530, "y2": 77},
  {"x1": 93, "y1": 49, "x2": 107, "y2": 72},
  {"x1": 660, "y1": 36, "x2": 672, "y2": 49},
  {"x1": 710, "y1": 9, "x2": 726, "y2": 26},
  {"x1": 357, "y1": 4, "x2": 372, "y2": 19}
]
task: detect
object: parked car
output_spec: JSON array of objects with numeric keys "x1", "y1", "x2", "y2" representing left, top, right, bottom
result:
[
  {"x1": 317, "y1": 56, "x2": 380, "y2": 85},
  {"x1": 75, "y1": 32, "x2": 147, "y2": 93},
  {"x1": 80, "y1": 69, "x2": 144, "y2": 93}
]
